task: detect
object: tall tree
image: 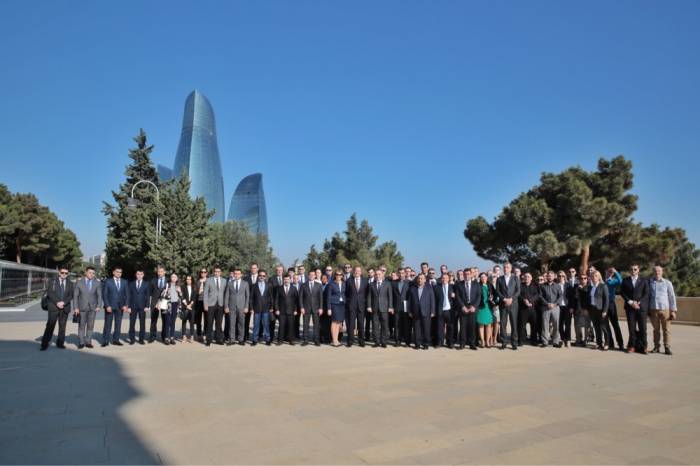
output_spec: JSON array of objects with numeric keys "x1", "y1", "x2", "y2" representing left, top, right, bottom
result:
[
  {"x1": 146, "y1": 175, "x2": 213, "y2": 276},
  {"x1": 208, "y1": 220, "x2": 277, "y2": 273},
  {"x1": 465, "y1": 156, "x2": 636, "y2": 273},
  {"x1": 304, "y1": 213, "x2": 404, "y2": 271},
  {"x1": 102, "y1": 129, "x2": 161, "y2": 277}
]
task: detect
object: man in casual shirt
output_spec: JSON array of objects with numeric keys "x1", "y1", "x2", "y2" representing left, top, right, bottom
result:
[
  {"x1": 648, "y1": 266, "x2": 678, "y2": 355},
  {"x1": 539, "y1": 271, "x2": 563, "y2": 348}
]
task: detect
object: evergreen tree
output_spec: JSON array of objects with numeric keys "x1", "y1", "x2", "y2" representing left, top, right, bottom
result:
[
  {"x1": 208, "y1": 220, "x2": 277, "y2": 273},
  {"x1": 102, "y1": 129, "x2": 160, "y2": 277}
]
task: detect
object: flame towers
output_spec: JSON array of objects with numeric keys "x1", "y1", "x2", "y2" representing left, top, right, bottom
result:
[
  {"x1": 159, "y1": 90, "x2": 226, "y2": 223},
  {"x1": 228, "y1": 173, "x2": 268, "y2": 235}
]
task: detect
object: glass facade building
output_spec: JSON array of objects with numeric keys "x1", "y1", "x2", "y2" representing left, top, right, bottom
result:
[
  {"x1": 160, "y1": 90, "x2": 226, "y2": 223},
  {"x1": 228, "y1": 173, "x2": 268, "y2": 236}
]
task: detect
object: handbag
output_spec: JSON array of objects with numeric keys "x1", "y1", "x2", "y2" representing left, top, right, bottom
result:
[
  {"x1": 72, "y1": 312, "x2": 80, "y2": 324},
  {"x1": 41, "y1": 280, "x2": 54, "y2": 311}
]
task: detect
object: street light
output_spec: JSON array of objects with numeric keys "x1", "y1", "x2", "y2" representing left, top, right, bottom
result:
[{"x1": 127, "y1": 180, "x2": 161, "y2": 245}]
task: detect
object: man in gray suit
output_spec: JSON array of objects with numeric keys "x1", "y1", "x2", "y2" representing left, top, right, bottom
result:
[
  {"x1": 73, "y1": 266, "x2": 103, "y2": 349},
  {"x1": 203, "y1": 266, "x2": 227, "y2": 346},
  {"x1": 367, "y1": 267, "x2": 394, "y2": 347},
  {"x1": 224, "y1": 267, "x2": 250, "y2": 345},
  {"x1": 496, "y1": 262, "x2": 521, "y2": 350}
]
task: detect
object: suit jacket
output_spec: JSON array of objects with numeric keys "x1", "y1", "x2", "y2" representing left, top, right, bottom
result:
[
  {"x1": 408, "y1": 285, "x2": 435, "y2": 318},
  {"x1": 102, "y1": 277, "x2": 130, "y2": 310},
  {"x1": 251, "y1": 280, "x2": 274, "y2": 313},
  {"x1": 620, "y1": 276, "x2": 649, "y2": 312},
  {"x1": 519, "y1": 282, "x2": 539, "y2": 309},
  {"x1": 345, "y1": 276, "x2": 369, "y2": 313},
  {"x1": 270, "y1": 275, "x2": 285, "y2": 302},
  {"x1": 324, "y1": 281, "x2": 345, "y2": 310},
  {"x1": 244, "y1": 274, "x2": 259, "y2": 307},
  {"x1": 300, "y1": 280, "x2": 323, "y2": 312},
  {"x1": 367, "y1": 280, "x2": 393, "y2": 313},
  {"x1": 149, "y1": 276, "x2": 168, "y2": 309},
  {"x1": 181, "y1": 284, "x2": 198, "y2": 308},
  {"x1": 46, "y1": 277, "x2": 74, "y2": 313},
  {"x1": 275, "y1": 285, "x2": 299, "y2": 315},
  {"x1": 73, "y1": 277, "x2": 103, "y2": 312},
  {"x1": 496, "y1": 274, "x2": 520, "y2": 304},
  {"x1": 128, "y1": 279, "x2": 150, "y2": 311},
  {"x1": 224, "y1": 279, "x2": 250, "y2": 312},
  {"x1": 392, "y1": 279, "x2": 411, "y2": 313},
  {"x1": 433, "y1": 282, "x2": 456, "y2": 312},
  {"x1": 203, "y1": 276, "x2": 227, "y2": 308},
  {"x1": 564, "y1": 280, "x2": 578, "y2": 309},
  {"x1": 538, "y1": 282, "x2": 563, "y2": 310},
  {"x1": 589, "y1": 282, "x2": 609, "y2": 312},
  {"x1": 454, "y1": 280, "x2": 481, "y2": 311}
]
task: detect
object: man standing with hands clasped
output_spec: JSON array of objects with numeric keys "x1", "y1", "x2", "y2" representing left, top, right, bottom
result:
[
  {"x1": 496, "y1": 262, "x2": 521, "y2": 350},
  {"x1": 367, "y1": 267, "x2": 394, "y2": 348},
  {"x1": 102, "y1": 266, "x2": 130, "y2": 347},
  {"x1": 40, "y1": 265, "x2": 74, "y2": 351},
  {"x1": 224, "y1": 267, "x2": 250, "y2": 346},
  {"x1": 73, "y1": 266, "x2": 103, "y2": 349}
]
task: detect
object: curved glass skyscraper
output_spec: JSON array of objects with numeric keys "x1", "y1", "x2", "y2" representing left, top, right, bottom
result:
[
  {"x1": 228, "y1": 173, "x2": 268, "y2": 236},
  {"x1": 163, "y1": 90, "x2": 226, "y2": 223}
]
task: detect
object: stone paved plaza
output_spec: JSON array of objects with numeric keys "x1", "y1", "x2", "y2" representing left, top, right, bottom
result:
[{"x1": 1, "y1": 317, "x2": 699, "y2": 465}]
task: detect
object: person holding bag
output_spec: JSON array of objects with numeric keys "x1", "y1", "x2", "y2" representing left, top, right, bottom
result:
[{"x1": 162, "y1": 273, "x2": 182, "y2": 345}]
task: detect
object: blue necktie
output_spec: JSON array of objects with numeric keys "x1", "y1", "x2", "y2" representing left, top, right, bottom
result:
[{"x1": 88, "y1": 280, "x2": 92, "y2": 291}]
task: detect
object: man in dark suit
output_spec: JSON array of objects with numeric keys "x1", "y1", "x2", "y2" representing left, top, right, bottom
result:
[
  {"x1": 148, "y1": 266, "x2": 168, "y2": 343},
  {"x1": 269, "y1": 265, "x2": 285, "y2": 342},
  {"x1": 409, "y1": 273, "x2": 435, "y2": 349},
  {"x1": 127, "y1": 269, "x2": 149, "y2": 345},
  {"x1": 345, "y1": 265, "x2": 369, "y2": 347},
  {"x1": 102, "y1": 266, "x2": 130, "y2": 347},
  {"x1": 454, "y1": 269, "x2": 481, "y2": 349},
  {"x1": 620, "y1": 264, "x2": 650, "y2": 353},
  {"x1": 392, "y1": 269, "x2": 412, "y2": 347},
  {"x1": 243, "y1": 263, "x2": 259, "y2": 341},
  {"x1": 40, "y1": 266, "x2": 74, "y2": 350},
  {"x1": 496, "y1": 262, "x2": 521, "y2": 350},
  {"x1": 433, "y1": 272, "x2": 457, "y2": 348},
  {"x1": 300, "y1": 270, "x2": 323, "y2": 346},
  {"x1": 251, "y1": 270, "x2": 274, "y2": 345},
  {"x1": 275, "y1": 276, "x2": 299, "y2": 344},
  {"x1": 367, "y1": 268, "x2": 394, "y2": 347}
]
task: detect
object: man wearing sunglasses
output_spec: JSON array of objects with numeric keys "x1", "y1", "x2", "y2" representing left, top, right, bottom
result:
[{"x1": 40, "y1": 266, "x2": 74, "y2": 351}]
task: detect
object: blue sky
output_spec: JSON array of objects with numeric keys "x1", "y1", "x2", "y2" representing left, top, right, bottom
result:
[{"x1": 1, "y1": 0, "x2": 699, "y2": 271}]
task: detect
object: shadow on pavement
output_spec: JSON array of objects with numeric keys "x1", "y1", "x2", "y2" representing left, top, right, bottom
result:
[{"x1": 0, "y1": 340, "x2": 161, "y2": 464}]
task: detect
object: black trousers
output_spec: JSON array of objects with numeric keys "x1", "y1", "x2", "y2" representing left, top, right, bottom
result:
[
  {"x1": 149, "y1": 307, "x2": 164, "y2": 341},
  {"x1": 589, "y1": 307, "x2": 611, "y2": 348},
  {"x1": 518, "y1": 305, "x2": 537, "y2": 344},
  {"x1": 436, "y1": 310, "x2": 454, "y2": 346},
  {"x1": 42, "y1": 309, "x2": 69, "y2": 346},
  {"x1": 181, "y1": 309, "x2": 195, "y2": 337},
  {"x1": 626, "y1": 308, "x2": 648, "y2": 351},
  {"x1": 364, "y1": 312, "x2": 373, "y2": 341},
  {"x1": 302, "y1": 310, "x2": 321, "y2": 344},
  {"x1": 244, "y1": 310, "x2": 252, "y2": 341},
  {"x1": 294, "y1": 313, "x2": 301, "y2": 339},
  {"x1": 535, "y1": 308, "x2": 543, "y2": 344},
  {"x1": 269, "y1": 313, "x2": 277, "y2": 342},
  {"x1": 320, "y1": 312, "x2": 331, "y2": 343},
  {"x1": 206, "y1": 305, "x2": 224, "y2": 343},
  {"x1": 500, "y1": 303, "x2": 519, "y2": 345},
  {"x1": 459, "y1": 311, "x2": 476, "y2": 347},
  {"x1": 558, "y1": 306, "x2": 574, "y2": 342},
  {"x1": 393, "y1": 311, "x2": 411, "y2": 345},
  {"x1": 345, "y1": 308, "x2": 365, "y2": 345},
  {"x1": 278, "y1": 313, "x2": 296, "y2": 343},
  {"x1": 194, "y1": 300, "x2": 205, "y2": 337},
  {"x1": 607, "y1": 300, "x2": 625, "y2": 348},
  {"x1": 414, "y1": 313, "x2": 432, "y2": 347},
  {"x1": 371, "y1": 311, "x2": 389, "y2": 345}
]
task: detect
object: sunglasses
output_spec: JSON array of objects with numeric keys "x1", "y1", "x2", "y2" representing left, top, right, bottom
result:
[{"x1": 59, "y1": 271, "x2": 69, "y2": 275}]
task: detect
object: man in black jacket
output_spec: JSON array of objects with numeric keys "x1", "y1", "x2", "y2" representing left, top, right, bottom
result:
[
  {"x1": 391, "y1": 269, "x2": 412, "y2": 347},
  {"x1": 496, "y1": 263, "x2": 521, "y2": 350},
  {"x1": 251, "y1": 270, "x2": 274, "y2": 345},
  {"x1": 620, "y1": 264, "x2": 650, "y2": 353},
  {"x1": 454, "y1": 269, "x2": 481, "y2": 350},
  {"x1": 300, "y1": 270, "x2": 323, "y2": 346},
  {"x1": 148, "y1": 266, "x2": 168, "y2": 343},
  {"x1": 275, "y1": 276, "x2": 299, "y2": 345},
  {"x1": 40, "y1": 266, "x2": 74, "y2": 350},
  {"x1": 367, "y1": 268, "x2": 394, "y2": 347},
  {"x1": 518, "y1": 272, "x2": 539, "y2": 346},
  {"x1": 345, "y1": 265, "x2": 369, "y2": 347}
]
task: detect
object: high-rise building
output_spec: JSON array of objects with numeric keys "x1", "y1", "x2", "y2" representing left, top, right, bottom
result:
[
  {"x1": 227, "y1": 173, "x2": 268, "y2": 236},
  {"x1": 159, "y1": 90, "x2": 226, "y2": 223}
]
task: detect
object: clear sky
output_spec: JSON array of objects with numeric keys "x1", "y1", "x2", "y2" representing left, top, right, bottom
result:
[{"x1": 1, "y1": 0, "x2": 699, "y2": 271}]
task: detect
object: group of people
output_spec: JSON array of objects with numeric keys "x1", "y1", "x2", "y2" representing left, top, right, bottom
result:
[{"x1": 40, "y1": 260, "x2": 679, "y2": 355}]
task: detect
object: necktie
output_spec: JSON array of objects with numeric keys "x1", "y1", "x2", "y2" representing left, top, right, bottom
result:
[
  {"x1": 356, "y1": 278, "x2": 360, "y2": 290},
  {"x1": 60, "y1": 280, "x2": 65, "y2": 299},
  {"x1": 310, "y1": 282, "x2": 313, "y2": 292},
  {"x1": 216, "y1": 278, "x2": 220, "y2": 290},
  {"x1": 88, "y1": 279, "x2": 92, "y2": 291},
  {"x1": 116, "y1": 278, "x2": 120, "y2": 291},
  {"x1": 137, "y1": 280, "x2": 141, "y2": 290},
  {"x1": 159, "y1": 278, "x2": 164, "y2": 289},
  {"x1": 285, "y1": 285, "x2": 289, "y2": 294},
  {"x1": 418, "y1": 287, "x2": 423, "y2": 300},
  {"x1": 235, "y1": 280, "x2": 239, "y2": 293}
]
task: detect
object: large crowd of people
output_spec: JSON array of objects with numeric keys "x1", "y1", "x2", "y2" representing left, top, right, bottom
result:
[{"x1": 40, "y1": 261, "x2": 679, "y2": 355}]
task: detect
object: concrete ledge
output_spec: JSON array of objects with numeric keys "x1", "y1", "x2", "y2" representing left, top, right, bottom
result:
[{"x1": 0, "y1": 299, "x2": 40, "y2": 312}]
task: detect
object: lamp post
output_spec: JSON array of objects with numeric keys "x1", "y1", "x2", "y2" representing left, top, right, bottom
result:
[{"x1": 127, "y1": 180, "x2": 161, "y2": 245}]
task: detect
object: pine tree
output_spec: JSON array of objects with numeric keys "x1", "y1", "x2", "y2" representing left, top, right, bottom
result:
[{"x1": 102, "y1": 129, "x2": 161, "y2": 277}]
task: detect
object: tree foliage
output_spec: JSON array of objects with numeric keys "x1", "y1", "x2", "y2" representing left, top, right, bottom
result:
[
  {"x1": 0, "y1": 184, "x2": 81, "y2": 269},
  {"x1": 304, "y1": 213, "x2": 404, "y2": 272},
  {"x1": 208, "y1": 221, "x2": 277, "y2": 273}
]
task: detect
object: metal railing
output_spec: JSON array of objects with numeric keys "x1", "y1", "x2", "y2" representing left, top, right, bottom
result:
[{"x1": 0, "y1": 260, "x2": 64, "y2": 306}]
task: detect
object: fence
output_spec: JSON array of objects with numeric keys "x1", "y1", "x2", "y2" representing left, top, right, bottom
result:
[{"x1": 0, "y1": 260, "x2": 62, "y2": 306}]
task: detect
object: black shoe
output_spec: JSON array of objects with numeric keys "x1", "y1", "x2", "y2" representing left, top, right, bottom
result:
[
  {"x1": 359, "y1": 342, "x2": 365, "y2": 347},
  {"x1": 164, "y1": 339, "x2": 170, "y2": 345},
  {"x1": 315, "y1": 342, "x2": 321, "y2": 346},
  {"x1": 101, "y1": 342, "x2": 109, "y2": 348},
  {"x1": 266, "y1": 341, "x2": 271, "y2": 346},
  {"x1": 346, "y1": 343, "x2": 352, "y2": 348},
  {"x1": 414, "y1": 345, "x2": 420, "y2": 350},
  {"x1": 40, "y1": 345, "x2": 48, "y2": 351},
  {"x1": 148, "y1": 338, "x2": 154, "y2": 344},
  {"x1": 289, "y1": 341, "x2": 296, "y2": 346},
  {"x1": 302, "y1": 341, "x2": 309, "y2": 346},
  {"x1": 665, "y1": 347, "x2": 672, "y2": 356},
  {"x1": 373, "y1": 343, "x2": 380, "y2": 348},
  {"x1": 470, "y1": 345, "x2": 477, "y2": 350},
  {"x1": 139, "y1": 339, "x2": 145, "y2": 345},
  {"x1": 129, "y1": 340, "x2": 135, "y2": 345},
  {"x1": 501, "y1": 343, "x2": 507, "y2": 350},
  {"x1": 458, "y1": 344, "x2": 465, "y2": 350},
  {"x1": 381, "y1": 343, "x2": 387, "y2": 348},
  {"x1": 56, "y1": 343, "x2": 66, "y2": 349},
  {"x1": 554, "y1": 343, "x2": 562, "y2": 348},
  {"x1": 512, "y1": 344, "x2": 518, "y2": 350},
  {"x1": 251, "y1": 341, "x2": 258, "y2": 346},
  {"x1": 206, "y1": 342, "x2": 211, "y2": 347},
  {"x1": 78, "y1": 344, "x2": 85, "y2": 349},
  {"x1": 539, "y1": 343, "x2": 547, "y2": 348},
  {"x1": 239, "y1": 341, "x2": 245, "y2": 346},
  {"x1": 86, "y1": 343, "x2": 94, "y2": 349},
  {"x1": 170, "y1": 339, "x2": 176, "y2": 345},
  {"x1": 422, "y1": 345, "x2": 429, "y2": 350},
  {"x1": 113, "y1": 341, "x2": 123, "y2": 346},
  {"x1": 652, "y1": 346, "x2": 660, "y2": 353},
  {"x1": 276, "y1": 341, "x2": 282, "y2": 346}
]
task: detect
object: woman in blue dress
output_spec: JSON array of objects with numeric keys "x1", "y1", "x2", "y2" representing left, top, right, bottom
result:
[{"x1": 324, "y1": 270, "x2": 346, "y2": 347}]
